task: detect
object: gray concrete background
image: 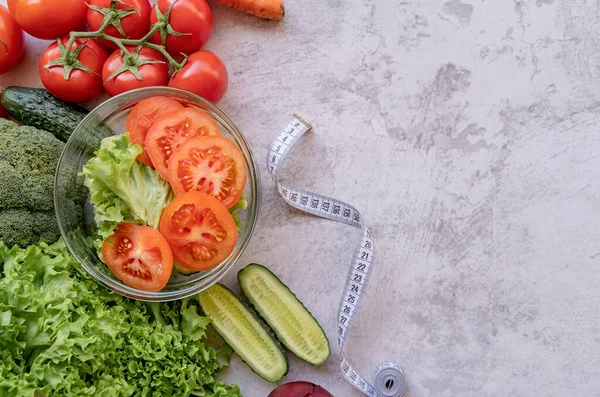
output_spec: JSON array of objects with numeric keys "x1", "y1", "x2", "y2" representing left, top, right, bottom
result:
[{"x1": 2, "y1": 0, "x2": 599, "y2": 396}]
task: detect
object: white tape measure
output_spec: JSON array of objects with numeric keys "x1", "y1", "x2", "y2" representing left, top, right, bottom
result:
[{"x1": 267, "y1": 115, "x2": 406, "y2": 397}]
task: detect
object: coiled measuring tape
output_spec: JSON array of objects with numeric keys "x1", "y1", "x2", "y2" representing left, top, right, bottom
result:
[{"x1": 267, "y1": 114, "x2": 407, "y2": 397}]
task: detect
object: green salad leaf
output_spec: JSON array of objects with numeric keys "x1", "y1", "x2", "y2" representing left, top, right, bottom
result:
[
  {"x1": 82, "y1": 133, "x2": 174, "y2": 243},
  {"x1": 229, "y1": 195, "x2": 248, "y2": 229},
  {"x1": 0, "y1": 240, "x2": 242, "y2": 397}
]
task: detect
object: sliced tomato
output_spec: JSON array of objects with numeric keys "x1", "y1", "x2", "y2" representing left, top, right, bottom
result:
[
  {"x1": 126, "y1": 96, "x2": 183, "y2": 167},
  {"x1": 159, "y1": 192, "x2": 238, "y2": 272},
  {"x1": 102, "y1": 223, "x2": 173, "y2": 292},
  {"x1": 145, "y1": 107, "x2": 220, "y2": 180},
  {"x1": 167, "y1": 135, "x2": 246, "y2": 208}
]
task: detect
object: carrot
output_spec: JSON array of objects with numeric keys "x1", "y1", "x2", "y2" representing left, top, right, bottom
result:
[{"x1": 216, "y1": 0, "x2": 284, "y2": 20}]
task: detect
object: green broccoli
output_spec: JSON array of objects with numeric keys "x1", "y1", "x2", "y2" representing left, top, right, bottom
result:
[
  {"x1": 0, "y1": 209, "x2": 60, "y2": 247},
  {"x1": 0, "y1": 118, "x2": 64, "y2": 247}
]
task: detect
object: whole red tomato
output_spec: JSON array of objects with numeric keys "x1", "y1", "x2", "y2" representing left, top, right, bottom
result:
[
  {"x1": 150, "y1": 0, "x2": 213, "y2": 55},
  {"x1": 0, "y1": 5, "x2": 23, "y2": 74},
  {"x1": 7, "y1": 0, "x2": 87, "y2": 40},
  {"x1": 102, "y1": 46, "x2": 169, "y2": 97},
  {"x1": 169, "y1": 50, "x2": 227, "y2": 103},
  {"x1": 39, "y1": 37, "x2": 109, "y2": 103},
  {"x1": 87, "y1": 0, "x2": 151, "y2": 50}
]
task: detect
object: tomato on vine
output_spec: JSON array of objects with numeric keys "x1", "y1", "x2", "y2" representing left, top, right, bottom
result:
[
  {"x1": 39, "y1": 37, "x2": 109, "y2": 103},
  {"x1": 150, "y1": 0, "x2": 213, "y2": 55},
  {"x1": 102, "y1": 46, "x2": 169, "y2": 97},
  {"x1": 7, "y1": 0, "x2": 87, "y2": 40},
  {"x1": 0, "y1": 5, "x2": 23, "y2": 74},
  {"x1": 87, "y1": 0, "x2": 152, "y2": 50},
  {"x1": 169, "y1": 50, "x2": 228, "y2": 103}
]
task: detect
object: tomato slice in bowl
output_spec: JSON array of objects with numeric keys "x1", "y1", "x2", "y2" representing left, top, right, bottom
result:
[
  {"x1": 126, "y1": 96, "x2": 183, "y2": 167},
  {"x1": 102, "y1": 223, "x2": 174, "y2": 292},
  {"x1": 145, "y1": 107, "x2": 220, "y2": 180},
  {"x1": 168, "y1": 135, "x2": 247, "y2": 209},
  {"x1": 160, "y1": 192, "x2": 238, "y2": 273}
]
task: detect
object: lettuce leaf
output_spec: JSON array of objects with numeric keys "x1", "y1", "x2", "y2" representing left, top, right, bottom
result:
[
  {"x1": 229, "y1": 195, "x2": 247, "y2": 230},
  {"x1": 82, "y1": 134, "x2": 174, "y2": 242},
  {"x1": 0, "y1": 240, "x2": 241, "y2": 397}
]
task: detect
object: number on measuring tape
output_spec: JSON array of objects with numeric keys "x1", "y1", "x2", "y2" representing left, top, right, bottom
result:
[{"x1": 267, "y1": 114, "x2": 406, "y2": 397}]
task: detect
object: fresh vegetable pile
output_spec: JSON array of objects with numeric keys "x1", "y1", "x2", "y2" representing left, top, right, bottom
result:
[
  {"x1": 0, "y1": 0, "x2": 340, "y2": 394},
  {"x1": 83, "y1": 96, "x2": 247, "y2": 291},
  {"x1": 0, "y1": 239, "x2": 241, "y2": 396},
  {"x1": 1, "y1": 0, "x2": 285, "y2": 103}
]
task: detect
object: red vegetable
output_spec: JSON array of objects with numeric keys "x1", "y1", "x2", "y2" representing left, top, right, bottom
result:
[
  {"x1": 168, "y1": 50, "x2": 228, "y2": 103},
  {"x1": 102, "y1": 46, "x2": 169, "y2": 97},
  {"x1": 268, "y1": 381, "x2": 334, "y2": 397},
  {"x1": 86, "y1": 0, "x2": 152, "y2": 50},
  {"x1": 0, "y1": 5, "x2": 23, "y2": 75},
  {"x1": 102, "y1": 222, "x2": 173, "y2": 292},
  {"x1": 39, "y1": 36, "x2": 109, "y2": 103},
  {"x1": 7, "y1": 0, "x2": 87, "y2": 40},
  {"x1": 144, "y1": 107, "x2": 220, "y2": 180},
  {"x1": 126, "y1": 96, "x2": 183, "y2": 167},
  {"x1": 159, "y1": 192, "x2": 238, "y2": 273},
  {"x1": 150, "y1": 0, "x2": 213, "y2": 55}
]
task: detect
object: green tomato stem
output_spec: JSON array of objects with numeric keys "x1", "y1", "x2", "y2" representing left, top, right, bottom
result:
[
  {"x1": 136, "y1": 42, "x2": 184, "y2": 70},
  {"x1": 61, "y1": 5, "x2": 184, "y2": 77},
  {"x1": 66, "y1": 14, "x2": 114, "y2": 56},
  {"x1": 135, "y1": 23, "x2": 161, "y2": 46}
]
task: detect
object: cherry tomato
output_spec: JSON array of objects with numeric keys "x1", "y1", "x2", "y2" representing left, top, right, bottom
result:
[
  {"x1": 7, "y1": 0, "x2": 87, "y2": 40},
  {"x1": 268, "y1": 382, "x2": 334, "y2": 397},
  {"x1": 0, "y1": 5, "x2": 23, "y2": 74},
  {"x1": 145, "y1": 107, "x2": 220, "y2": 180},
  {"x1": 159, "y1": 192, "x2": 237, "y2": 272},
  {"x1": 102, "y1": 222, "x2": 173, "y2": 292},
  {"x1": 87, "y1": 0, "x2": 151, "y2": 50},
  {"x1": 168, "y1": 136, "x2": 246, "y2": 209},
  {"x1": 126, "y1": 96, "x2": 183, "y2": 167},
  {"x1": 150, "y1": 0, "x2": 213, "y2": 55},
  {"x1": 169, "y1": 50, "x2": 228, "y2": 103},
  {"x1": 102, "y1": 46, "x2": 169, "y2": 97},
  {"x1": 39, "y1": 36, "x2": 109, "y2": 103}
]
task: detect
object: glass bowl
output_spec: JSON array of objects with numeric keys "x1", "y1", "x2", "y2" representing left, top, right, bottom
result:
[{"x1": 54, "y1": 87, "x2": 260, "y2": 301}]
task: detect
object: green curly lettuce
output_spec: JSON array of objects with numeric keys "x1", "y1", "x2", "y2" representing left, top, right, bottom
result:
[
  {"x1": 0, "y1": 240, "x2": 241, "y2": 397},
  {"x1": 81, "y1": 133, "x2": 174, "y2": 244}
]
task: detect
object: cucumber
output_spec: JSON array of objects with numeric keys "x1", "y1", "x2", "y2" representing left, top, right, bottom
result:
[
  {"x1": 238, "y1": 264, "x2": 331, "y2": 366},
  {"x1": 197, "y1": 283, "x2": 288, "y2": 382},
  {"x1": 1, "y1": 86, "x2": 90, "y2": 142}
]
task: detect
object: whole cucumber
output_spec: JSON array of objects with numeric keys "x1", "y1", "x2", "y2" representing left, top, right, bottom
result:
[{"x1": 1, "y1": 86, "x2": 90, "y2": 142}]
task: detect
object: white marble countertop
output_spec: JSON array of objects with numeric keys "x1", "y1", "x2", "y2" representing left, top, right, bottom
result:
[{"x1": 2, "y1": 1, "x2": 599, "y2": 396}]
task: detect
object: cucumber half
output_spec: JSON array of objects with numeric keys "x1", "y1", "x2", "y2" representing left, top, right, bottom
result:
[
  {"x1": 197, "y1": 283, "x2": 288, "y2": 382},
  {"x1": 238, "y1": 264, "x2": 331, "y2": 365}
]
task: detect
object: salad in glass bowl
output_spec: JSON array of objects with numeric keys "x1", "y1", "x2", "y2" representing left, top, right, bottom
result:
[{"x1": 54, "y1": 87, "x2": 260, "y2": 301}]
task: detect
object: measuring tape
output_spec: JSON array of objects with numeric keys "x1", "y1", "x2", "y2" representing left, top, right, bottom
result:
[{"x1": 267, "y1": 114, "x2": 407, "y2": 397}]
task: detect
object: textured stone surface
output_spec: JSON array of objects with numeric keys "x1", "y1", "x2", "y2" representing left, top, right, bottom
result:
[{"x1": 2, "y1": 0, "x2": 599, "y2": 396}]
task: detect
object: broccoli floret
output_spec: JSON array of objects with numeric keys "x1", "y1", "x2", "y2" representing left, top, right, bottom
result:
[
  {"x1": 0, "y1": 118, "x2": 64, "y2": 247},
  {"x1": 0, "y1": 118, "x2": 64, "y2": 211},
  {"x1": 0, "y1": 209, "x2": 60, "y2": 247}
]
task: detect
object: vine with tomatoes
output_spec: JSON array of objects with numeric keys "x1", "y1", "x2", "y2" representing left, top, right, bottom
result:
[{"x1": 0, "y1": 0, "x2": 257, "y2": 104}]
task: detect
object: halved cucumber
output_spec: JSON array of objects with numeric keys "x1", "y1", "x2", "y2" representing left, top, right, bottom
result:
[
  {"x1": 238, "y1": 264, "x2": 331, "y2": 365},
  {"x1": 197, "y1": 283, "x2": 288, "y2": 382}
]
